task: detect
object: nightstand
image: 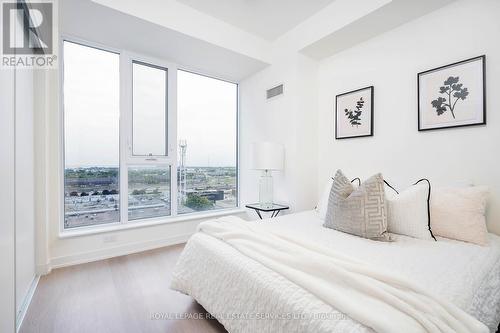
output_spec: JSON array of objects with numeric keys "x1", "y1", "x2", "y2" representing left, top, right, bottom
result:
[{"x1": 245, "y1": 203, "x2": 289, "y2": 219}]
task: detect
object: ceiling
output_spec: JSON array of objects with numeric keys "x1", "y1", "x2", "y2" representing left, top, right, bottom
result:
[
  {"x1": 300, "y1": 0, "x2": 456, "y2": 59},
  {"x1": 177, "y1": 0, "x2": 337, "y2": 41},
  {"x1": 62, "y1": 0, "x2": 269, "y2": 82}
]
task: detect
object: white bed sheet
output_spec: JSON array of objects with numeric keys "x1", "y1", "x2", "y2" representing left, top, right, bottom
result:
[{"x1": 171, "y1": 210, "x2": 500, "y2": 333}]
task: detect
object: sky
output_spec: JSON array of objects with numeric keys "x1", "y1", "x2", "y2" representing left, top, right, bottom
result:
[
  {"x1": 64, "y1": 41, "x2": 237, "y2": 168},
  {"x1": 132, "y1": 62, "x2": 167, "y2": 156},
  {"x1": 177, "y1": 70, "x2": 237, "y2": 167}
]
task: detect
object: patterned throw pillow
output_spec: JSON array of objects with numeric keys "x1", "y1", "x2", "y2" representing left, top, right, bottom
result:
[{"x1": 324, "y1": 170, "x2": 389, "y2": 241}]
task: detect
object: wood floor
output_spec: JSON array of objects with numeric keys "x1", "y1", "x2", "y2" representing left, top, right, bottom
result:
[{"x1": 21, "y1": 244, "x2": 227, "y2": 333}]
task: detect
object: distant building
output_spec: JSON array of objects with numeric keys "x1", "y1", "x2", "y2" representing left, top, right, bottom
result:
[
  {"x1": 65, "y1": 177, "x2": 117, "y2": 186},
  {"x1": 187, "y1": 189, "x2": 224, "y2": 202}
]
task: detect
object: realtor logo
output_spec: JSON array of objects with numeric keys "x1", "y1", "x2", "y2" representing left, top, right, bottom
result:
[{"x1": 1, "y1": 0, "x2": 57, "y2": 68}]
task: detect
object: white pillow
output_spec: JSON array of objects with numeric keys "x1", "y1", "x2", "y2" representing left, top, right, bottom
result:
[
  {"x1": 430, "y1": 186, "x2": 489, "y2": 245},
  {"x1": 316, "y1": 178, "x2": 333, "y2": 220},
  {"x1": 385, "y1": 182, "x2": 435, "y2": 240}
]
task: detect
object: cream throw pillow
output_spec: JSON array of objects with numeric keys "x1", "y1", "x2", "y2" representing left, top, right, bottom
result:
[
  {"x1": 324, "y1": 170, "x2": 389, "y2": 241},
  {"x1": 431, "y1": 187, "x2": 489, "y2": 245},
  {"x1": 385, "y1": 181, "x2": 435, "y2": 240}
]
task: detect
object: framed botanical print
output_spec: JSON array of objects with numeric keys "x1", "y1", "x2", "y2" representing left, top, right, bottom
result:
[
  {"x1": 335, "y1": 86, "x2": 374, "y2": 139},
  {"x1": 418, "y1": 55, "x2": 486, "y2": 131}
]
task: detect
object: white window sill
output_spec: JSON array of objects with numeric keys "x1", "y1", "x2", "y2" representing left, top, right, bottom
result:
[{"x1": 58, "y1": 207, "x2": 247, "y2": 239}]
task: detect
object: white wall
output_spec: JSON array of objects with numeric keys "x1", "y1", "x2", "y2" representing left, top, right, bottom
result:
[
  {"x1": 15, "y1": 69, "x2": 36, "y2": 319},
  {"x1": 317, "y1": 0, "x2": 500, "y2": 234},
  {"x1": 33, "y1": 70, "x2": 51, "y2": 275},
  {"x1": 0, "y1": 67, "x2": 16, "y2": 333},
  {"x1": 239, "y1": 50, "x2": 318, "y2": 212},
  {"x1": 0, "y1": 60, "x2": 36, "y2": 333}
]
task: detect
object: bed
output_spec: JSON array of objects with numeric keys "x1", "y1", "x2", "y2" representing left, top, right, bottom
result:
[{"x1": 171, "y1": 210, "x2": 500, "y2": 333}]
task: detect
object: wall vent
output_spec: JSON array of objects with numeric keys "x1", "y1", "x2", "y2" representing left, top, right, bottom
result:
[{"x1": 266, "y1": 84, "x2": 284, "y2": 100}]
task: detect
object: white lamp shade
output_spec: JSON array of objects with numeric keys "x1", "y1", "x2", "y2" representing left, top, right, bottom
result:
[{"x1": 252, "y1": 142, "x2": 284, "y2": 170}]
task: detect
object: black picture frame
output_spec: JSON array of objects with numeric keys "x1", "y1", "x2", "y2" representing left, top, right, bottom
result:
[
  {"x1": 417, "y1": 55, "x2": 486, "y2": 131},
  {"x1": 335, "y1": 86, "x2": 374, "y2": 139}
]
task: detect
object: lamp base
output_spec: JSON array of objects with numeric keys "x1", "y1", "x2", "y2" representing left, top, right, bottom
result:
[{"x1": 259, "y1": 170, "x2": 273, "y2": 209}]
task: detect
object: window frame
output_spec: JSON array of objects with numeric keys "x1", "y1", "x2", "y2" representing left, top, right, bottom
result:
[
  {"x1": 59, "y1": 36, "x2": 240, "y2": 235},
  {"x1": 60, "y1": 38, "x2": 122, "y2": 230},
  {"x1": 130, "y1": 59, "x2": 169, "y2": 158},
  {"x1": 176, "y1": 68, "x2": 240, "y2": 217},
  {"x1": 121, "y1": 52, "x2": 178, "y2": 222}
]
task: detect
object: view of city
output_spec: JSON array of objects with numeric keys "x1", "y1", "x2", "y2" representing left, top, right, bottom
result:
[
  {"x1": 64, "y1": 166, "x2": 237, "y2": 228},
  {"x1": 128, "y1": 166, "x2": 171, "y2": 221},
  {"x1": 177, "y1": 166, "x2": 237, "y2": 214},
  {"x1": 64, "y1": 167, "x2": 120, "y2": 228}
]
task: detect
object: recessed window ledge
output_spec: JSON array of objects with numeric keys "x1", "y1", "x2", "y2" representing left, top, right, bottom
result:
[{"x1": 58, "y1": 208, "x2": 247, "y2": 239}]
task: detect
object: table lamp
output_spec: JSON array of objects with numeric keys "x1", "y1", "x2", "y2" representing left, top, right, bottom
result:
[{"x1": 252, "y1": 142, "x2": 284, "y2": 209}]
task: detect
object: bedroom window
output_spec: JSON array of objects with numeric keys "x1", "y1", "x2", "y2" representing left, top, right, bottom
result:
[
  {"x1": 63, "y1": 41, "x2": 120, "y2": 229},
  {"x1": 62, "y1": 39, "x2": 239, "y2": 232},
  {"x1": 177, "y1": 70, "x2": 238, "y2": 214}
]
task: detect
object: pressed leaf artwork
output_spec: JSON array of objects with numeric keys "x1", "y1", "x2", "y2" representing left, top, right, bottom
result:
[
  {"x1": 344, "y1": 97, "x2": 364, "y2": 127},
  {"x1": 431, "y1": 76, "x2": 469, "y2": 119},
  {"x1": 336, "y1": 86, "x2": 373, "y2": 139},
  {"x1": 418, "y1": 56, "x2": 484, "y2": 131}
]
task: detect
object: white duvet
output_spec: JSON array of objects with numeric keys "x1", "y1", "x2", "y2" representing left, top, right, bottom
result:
[{"x1": 171, "y1": 210, "x2": 500, "y2": 333}]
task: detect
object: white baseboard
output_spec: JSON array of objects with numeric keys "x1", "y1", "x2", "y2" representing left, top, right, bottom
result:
[
  {"x1": 49, "y1": 233, "x2": 192, "y2": 270},
  {"x1": 36, "y1": 262, "x2": 52, "y2": 276},
  {"x1": 16, "y1": 275, "x2": 40, "y2": 332}
]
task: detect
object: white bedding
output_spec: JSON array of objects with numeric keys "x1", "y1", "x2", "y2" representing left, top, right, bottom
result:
[{"x1": 171, "y1": 210, "x2": 500, "y2": 333}]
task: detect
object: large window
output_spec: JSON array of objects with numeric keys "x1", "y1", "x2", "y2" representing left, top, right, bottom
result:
[
  {"x1": 177, "y1": 70, "x2": 238, "y2": 214},
  {"x1": 63, "y1": 41, "x2": 120, "y2": 228},
  {"x1": 63, "y1": 40, "x2": 238, "y2": 230}
]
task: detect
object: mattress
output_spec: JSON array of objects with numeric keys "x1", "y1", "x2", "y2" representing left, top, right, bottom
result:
[{"x1": 171, "y1": 210, "x2": 500, "y2": 333}]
